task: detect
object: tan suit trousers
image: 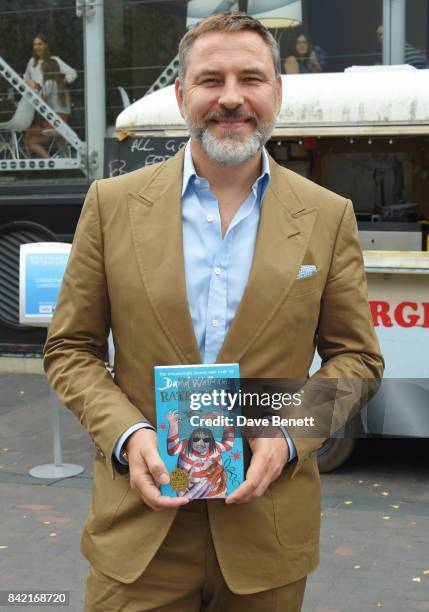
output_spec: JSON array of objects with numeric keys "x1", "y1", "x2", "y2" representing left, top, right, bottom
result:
[{"x1": 84, "y1": 500, "x2": 307, "y2": 612}]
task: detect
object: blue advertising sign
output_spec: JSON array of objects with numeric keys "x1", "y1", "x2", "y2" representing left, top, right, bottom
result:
[{"x1": 19, "y1": 243, "x2": 71, "y2": 327}]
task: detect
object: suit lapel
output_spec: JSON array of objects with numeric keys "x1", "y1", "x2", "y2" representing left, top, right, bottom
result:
[
  {"x1": 216, "y1": 159, "x2": 318, "y2": 364},
  {"x1": 127, "y1": 149, "x2": 317, "y2": 367},
  {"x1": 127, "y1": 149, "x2": 202, "y2": 364}
]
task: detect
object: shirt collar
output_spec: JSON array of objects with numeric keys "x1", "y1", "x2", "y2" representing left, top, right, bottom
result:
[{"x1": 182, "y1": 139, "x2": 271, "y2": 199}]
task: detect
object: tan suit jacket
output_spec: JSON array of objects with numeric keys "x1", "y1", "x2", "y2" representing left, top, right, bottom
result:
[{"x1": 43, "y1": 148, "x2": 383, "y2": 594}]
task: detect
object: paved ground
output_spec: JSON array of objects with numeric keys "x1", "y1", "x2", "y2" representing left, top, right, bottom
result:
[{"x1": 0, "y1": 373, "x2": 428, "y2": 611}]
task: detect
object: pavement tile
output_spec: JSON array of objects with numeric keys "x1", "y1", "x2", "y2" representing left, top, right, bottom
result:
[{"x1": 407, "y1": 603, "x2": 429, "y2": 611}]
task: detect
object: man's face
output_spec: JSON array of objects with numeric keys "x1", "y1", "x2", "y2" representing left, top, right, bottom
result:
[
  {"x1": 175, "y1": 30, "x2": 282, "y2": 165},
  {"x1": 191, "y1": 431, "x2": 211, "y2": 453}
]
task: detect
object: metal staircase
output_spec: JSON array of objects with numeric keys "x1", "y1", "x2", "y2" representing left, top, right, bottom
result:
[{"x1": 0, "y1": 55, "x2": 87, "y2": 173}]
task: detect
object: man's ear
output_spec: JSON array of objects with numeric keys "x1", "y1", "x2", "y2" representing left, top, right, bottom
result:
[
  {"x1": 276, "y1": 74, "x2": 283, "y2": 114},
  {"x1": 175, "y1": 78, "x2": 186, "y2": 119}
]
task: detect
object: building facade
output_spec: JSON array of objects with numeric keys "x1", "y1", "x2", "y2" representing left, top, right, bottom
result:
[{"x1": 0, "y1": 0, "x2": 428, "y2": 351}]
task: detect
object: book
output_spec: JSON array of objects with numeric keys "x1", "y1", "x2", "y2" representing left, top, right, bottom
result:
[{"x1": 154, "y1": 363, "x2": 243, "y2": 499}]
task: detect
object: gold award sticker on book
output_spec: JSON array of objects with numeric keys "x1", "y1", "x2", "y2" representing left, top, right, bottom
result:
[{"x1": 169, "y1": 468, "x2": 189, "y2": 494}]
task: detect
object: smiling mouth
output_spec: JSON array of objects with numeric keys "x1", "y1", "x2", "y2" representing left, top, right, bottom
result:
[
  {"x1": 210, "y1": 116, "x2": 254, "y2": 131},
  {"x1": 215, "y1": 120, "x2": 247, "y2": 129}
]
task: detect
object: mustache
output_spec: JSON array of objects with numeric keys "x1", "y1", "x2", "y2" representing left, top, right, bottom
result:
[{"x1": 203, "y1": 109, "x2": 258, "y2": 122}]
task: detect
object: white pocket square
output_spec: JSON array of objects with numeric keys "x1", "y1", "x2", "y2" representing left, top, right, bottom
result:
[{"x1": 296, "y1": 264, "x2": 318, "y2": 280}]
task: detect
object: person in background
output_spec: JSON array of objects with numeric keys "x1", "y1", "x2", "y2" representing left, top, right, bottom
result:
[
  {"x1": 24, "y1": 33, "x2": 77, "y2": 156},
  {"x1": 377, "y1": 25, "x2": 427, "y2": 69},
  {"x1": 26, "y1": 58, "x2": 71, "y2": 158},
  {"x1": 284, "y1": 28, "x2": 321, "y2": 74},
  {"x1": 24, "y1": 33, "x2": 77, "y2": 93}
]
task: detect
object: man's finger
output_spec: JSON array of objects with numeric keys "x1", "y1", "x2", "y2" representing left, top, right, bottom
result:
[
  {"x1": 226, "y1": 453, "x2": 267, "y2": 504},
  {"x1": 131, "y1": 465, "x2": 189, "y2": 511},
  {"x1": 225, "y1": 480, "x2": 255, "y2": 504},
  {"x1": 251, "y1": 473, "x2": 275, "y2": 499},
  {"x1": 143, "y1": 450, "x2": 170, "y2": 485},
  {"x1": 226, "y1": 466, "x2": 277, "y2": 504},
  {"x1": 126, "y1": 428, "x2": 188, "y2": 508},
  {"x1": 142, "y1": 481, "x2": 189, "y2": 511}
]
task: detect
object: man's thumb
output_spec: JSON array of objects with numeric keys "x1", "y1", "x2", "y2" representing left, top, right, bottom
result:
[{"x1": 145, "y1": 452, "x2": 170, "y2": 485}]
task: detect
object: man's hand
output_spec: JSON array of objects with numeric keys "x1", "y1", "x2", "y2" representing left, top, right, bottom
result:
[
  {"x1": 126, "y1": 428, "x2": 189, "y2": 511},
  {"x1": 225, "y1": 435, "x2": 289, "y2": 505}
]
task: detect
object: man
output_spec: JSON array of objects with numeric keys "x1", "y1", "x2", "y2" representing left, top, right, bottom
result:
[
  {"x1": 44, "y1": 12, "x2": 384, "y2": 612},
  {"x1": 377, "y1": 25, "x2": 427, "y2": 69}
]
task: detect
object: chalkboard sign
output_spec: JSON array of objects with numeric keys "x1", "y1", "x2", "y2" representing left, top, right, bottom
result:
[{"x1": 104, "y1": 136, "x2": 188, "y2": 178}]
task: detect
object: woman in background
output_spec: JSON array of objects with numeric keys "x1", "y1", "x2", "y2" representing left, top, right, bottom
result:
[
  {"x1": 26, "y1": 58, "x2": 71, "y2": 158},
  {"x1": 24, "y1": 33, "x2": 77, "y2": 156},
  {"x1": 284, "y1": 29, "x2": 321, "y2": 75},
  {"x1": 24, "y1": 33, "x2": 77, "y2": 93}
]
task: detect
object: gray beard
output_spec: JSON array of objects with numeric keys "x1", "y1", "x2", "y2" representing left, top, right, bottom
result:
[{"x1": 187, "y1": 119, "x2": 275, "y2": 166}]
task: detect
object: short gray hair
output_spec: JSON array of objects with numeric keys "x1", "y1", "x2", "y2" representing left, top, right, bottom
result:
[{"x1": 178, "y1": 11, "x2": 280, "y2": 84}]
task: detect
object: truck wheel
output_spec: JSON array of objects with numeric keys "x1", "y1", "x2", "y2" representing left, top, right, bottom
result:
[{"x1": 317, "y1": 438, "x2": 357, "y2": 473}]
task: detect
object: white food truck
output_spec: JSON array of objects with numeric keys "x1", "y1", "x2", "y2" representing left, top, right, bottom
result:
[{"x1": 110, "y1": 66, "x2": 429, "y2": 471}]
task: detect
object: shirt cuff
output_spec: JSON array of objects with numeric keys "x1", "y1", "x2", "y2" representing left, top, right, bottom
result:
[
  {"x1": 114, "y1": 422, "x2": 156, "y2": 464},
  {"x1": 280, "y1": 428, "x2": 297, "y2": 462}
]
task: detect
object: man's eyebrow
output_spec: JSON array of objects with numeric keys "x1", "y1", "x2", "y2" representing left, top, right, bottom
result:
[
  {"x1": 195, "y1": 69, "x2": 222, "y2": 79},
  {"x1": 240, "y1": 68, "x2": 267, "y2": 77},
  {"x1": 194, "y1": 68, "x2": 268, "y2": 79}
]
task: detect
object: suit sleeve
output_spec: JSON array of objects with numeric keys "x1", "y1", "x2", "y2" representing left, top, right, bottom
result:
[
  {"x1": 289, "y1": 199, "x2": 384, "y2": 478},
  {"x1": 43, "y1": 181, "x2": 151, "y2": 478}
]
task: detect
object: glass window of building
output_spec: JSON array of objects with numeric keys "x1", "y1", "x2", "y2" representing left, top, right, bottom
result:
[
  {"x1": 1, "y1": 0, "x2": 428, "y2": 185},
  {"x1": 288, "y1": 0, "x2": 383, "y2": 74},
  {"x1": 0, "y1": 0, "x2": 87, "y2": 182},
  {"x1": 105, "y1": 0, "x2": 187, "y2": 127}
]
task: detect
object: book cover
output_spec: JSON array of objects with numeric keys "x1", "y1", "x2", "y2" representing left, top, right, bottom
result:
[{"x1": 155, "y1": 363, "x2": 243, "y2": 499}]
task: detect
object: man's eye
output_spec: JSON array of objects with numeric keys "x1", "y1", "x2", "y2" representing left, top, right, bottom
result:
[
  {"x1": 201, "y1": 79, "x2": 219, "y2": 85},
  {"x1": 244, "y1": 77, "x2": 261, "y2": 83}
]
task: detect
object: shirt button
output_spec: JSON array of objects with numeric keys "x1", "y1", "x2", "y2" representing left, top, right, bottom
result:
[
  {"x1": 214, "y1": 267, "x2": 221, "y2": 276},
  {"x1": 207, "y1": 214, "x2": 214, "y2": 223},
  {"x1": 194, "y1": 178, "x2": 201, "y2": 185},
  {"x1": 212, "y1": 319, "x2": 219, "y2": 327}
]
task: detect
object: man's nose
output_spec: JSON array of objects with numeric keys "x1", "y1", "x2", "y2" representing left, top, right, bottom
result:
[{"x1": 218, "y1": 80, "x2": 244, "y2": 109}]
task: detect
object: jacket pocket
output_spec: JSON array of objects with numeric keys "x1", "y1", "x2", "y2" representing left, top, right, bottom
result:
[
  {"x1": 287, "y1": 274, "x2": 322, "y2": 299},
  {"x1": 89, "y1": 456, "x2": 131, "y2": 533},
  {"x1": 270, "y1": 456, "x2": 321, "y2": 549}
]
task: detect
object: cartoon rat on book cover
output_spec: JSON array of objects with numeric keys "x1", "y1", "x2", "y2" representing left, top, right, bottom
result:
[{"x1": 166, "y1": 409, "x2": 234, "y2": 499}]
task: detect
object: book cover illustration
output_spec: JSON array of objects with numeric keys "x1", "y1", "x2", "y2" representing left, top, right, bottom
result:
[{"x1": 155, "y1": 364, "x2": 243, "y2": 499}]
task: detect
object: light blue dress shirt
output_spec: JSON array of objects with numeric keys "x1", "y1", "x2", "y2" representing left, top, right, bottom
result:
[{"x1": 114, "y1": 141, "x2": 296, "y2": 464}]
